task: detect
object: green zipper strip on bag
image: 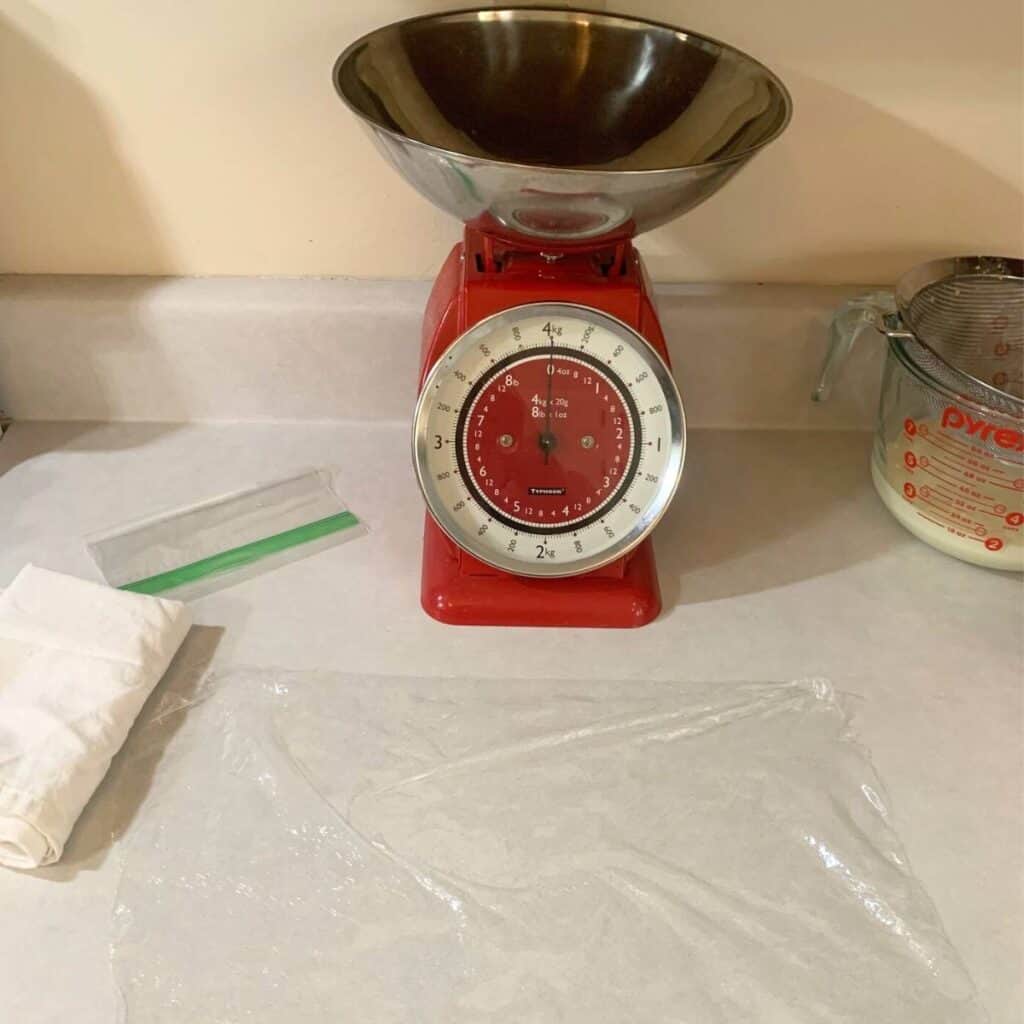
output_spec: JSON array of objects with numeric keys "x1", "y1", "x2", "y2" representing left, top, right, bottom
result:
[{"x1": 118, "y1": 510, "x2": 361, "y2": 595}]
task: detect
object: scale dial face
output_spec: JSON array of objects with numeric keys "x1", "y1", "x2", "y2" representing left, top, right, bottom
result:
[{"x1": 414, "y1": 303, "x2": 685, "y2": 578}]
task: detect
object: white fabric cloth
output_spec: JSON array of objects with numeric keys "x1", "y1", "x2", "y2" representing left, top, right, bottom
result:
[{"x1": 0, "y1": 565, "x2": 191, "y2": 869}]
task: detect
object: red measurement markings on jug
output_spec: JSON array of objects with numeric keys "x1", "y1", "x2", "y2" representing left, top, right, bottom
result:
[
  {"x1": 916, "y1": 429, "x2": 1023, "y2": 500},
  {"x1": 914, "y1": 505, "x2": 995, "y2": 545},
  {"x1": 895, "y1": 412, "x2": 1023, "y2": 562},
  {"x1": 935, "y1": 433, "x2": 978, "y2": 456},
  {"x1": 921, "y1": 498, "x2": 960, "y2": 525},
  {"x1": 917, "y1": 461, "x2": 968, "y2": 492},
  {"x1": 913, "y1": 475, "x2": 1015, "y2": 544},
  {"x1": 910, "y1": 477, "x2": 997, "y2": 535},
  {"x1": 916, "y1": 510, "x2": 955, "y2": 534},
  {"x1": 921, "y1": 431, "x2": 1003, "y2": 476},
  {"x1": 920, "y1": 485, "x2": 1005, "y2": 521}
]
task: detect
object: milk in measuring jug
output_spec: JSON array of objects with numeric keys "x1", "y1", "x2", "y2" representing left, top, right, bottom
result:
[{"x1": 873, "y1": 405, "x2": 1024, "y2": 570}]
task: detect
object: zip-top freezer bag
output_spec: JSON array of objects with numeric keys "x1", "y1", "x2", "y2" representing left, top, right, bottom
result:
[
  {"x1": 108, "y1": 670, "x2": 984, "y2": 1023},
  {"x1": 87, "y1": 468, "x2": 365, "y2": 600}
]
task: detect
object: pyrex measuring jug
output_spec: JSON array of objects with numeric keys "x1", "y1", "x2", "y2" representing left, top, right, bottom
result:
[{"x1": 815, "y1": 256, "x2": 1024, "y2": 570}]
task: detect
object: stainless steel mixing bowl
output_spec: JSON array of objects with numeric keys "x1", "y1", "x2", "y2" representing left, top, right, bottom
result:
[{"x1": 333, "y1": 7, "x2": 792, "y2": 242}]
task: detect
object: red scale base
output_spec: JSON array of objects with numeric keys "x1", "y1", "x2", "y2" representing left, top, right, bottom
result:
[{"x1": 418, "y1": 227, "x2": 674, "y2": 628}]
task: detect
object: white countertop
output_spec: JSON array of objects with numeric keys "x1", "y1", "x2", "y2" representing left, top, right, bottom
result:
[{"x1": 0, "y1": 420, "x2": 1020, "y2": 1022}]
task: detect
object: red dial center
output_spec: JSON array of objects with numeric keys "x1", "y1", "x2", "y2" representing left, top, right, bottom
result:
[{"x1": 458, "y1": 352, "x2": 637, "y2": 529}]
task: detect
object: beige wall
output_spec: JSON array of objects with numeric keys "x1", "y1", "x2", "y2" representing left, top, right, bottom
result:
[{"x1": 1, "y1": 0, "x2": 1021, "y2": 282}]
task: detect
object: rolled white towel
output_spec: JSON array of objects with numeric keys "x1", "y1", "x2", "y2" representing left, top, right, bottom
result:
[{"x1": 0, "y1": 564, "x2": 191, "y2": 869}]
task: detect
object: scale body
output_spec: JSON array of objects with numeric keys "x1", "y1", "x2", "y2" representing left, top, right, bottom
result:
[
  {"x1": 418, "y1": 227, "x2": 677, "y2": 627},
  {"x1": 333, "y1": 7, "x2": 792, "y2": 628}
]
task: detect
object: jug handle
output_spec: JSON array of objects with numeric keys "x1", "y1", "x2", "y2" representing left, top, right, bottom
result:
[{"x1": 812, "y1": 290, "x2": 902, "y2": 402}]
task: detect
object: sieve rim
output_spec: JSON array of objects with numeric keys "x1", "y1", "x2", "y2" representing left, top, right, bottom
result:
[
  {"x1": 895, "y1": 255, "x2": 1024, "y2": 321},
  {"x1": 892, "y1": 254, "x2": 1023, "y2": 415},
  {"x1": 888, "y1": 333, "x2": 1024, "y2": 423}
]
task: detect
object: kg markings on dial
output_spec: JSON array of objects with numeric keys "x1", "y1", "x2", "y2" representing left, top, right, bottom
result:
[{"x1": 414, "y1": 304, "x2": 685, "y2": 578}]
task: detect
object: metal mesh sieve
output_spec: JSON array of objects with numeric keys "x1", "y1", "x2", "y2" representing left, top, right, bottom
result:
[{"x1": 895, "y1": 256, "x2": 1023, "y2": 416}]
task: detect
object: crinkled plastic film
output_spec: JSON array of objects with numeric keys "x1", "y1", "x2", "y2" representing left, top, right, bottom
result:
[{"x1": 111, "y1": 671, "x2": 984, "y2": 1022}]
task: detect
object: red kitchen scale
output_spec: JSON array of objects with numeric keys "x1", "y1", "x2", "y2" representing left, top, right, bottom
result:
[{"x1": 334, "y1": 7, "x2": 790, "y2": 627}]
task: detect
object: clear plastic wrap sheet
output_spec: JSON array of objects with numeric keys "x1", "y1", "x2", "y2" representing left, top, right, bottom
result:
[{"x1": 111, "y1": 670, "x2": 984, "y2": 1023}]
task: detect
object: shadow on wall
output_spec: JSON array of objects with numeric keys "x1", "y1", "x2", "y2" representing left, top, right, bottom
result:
[
  {"x1": 0, "y1": 7, "x2": 183, "y2": 444},
  {"x1": 0, "y1": 7, "x2": 168, "y2": 273},
  {"x1": 643, "y1": 70, "x2": 1024, "y2": 283}
]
